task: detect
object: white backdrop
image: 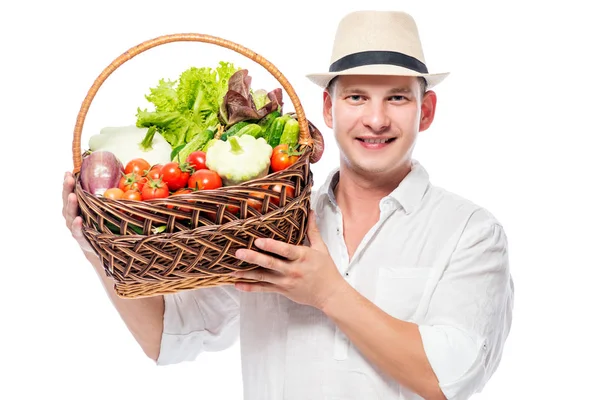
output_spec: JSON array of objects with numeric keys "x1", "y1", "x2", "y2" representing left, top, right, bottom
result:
[{"x1": 2, "y1": 0, "x2": 599, "y2": 399}]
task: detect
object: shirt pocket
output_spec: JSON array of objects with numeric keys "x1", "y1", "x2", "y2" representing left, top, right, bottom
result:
[{"x1": 375, "y1": 266, "x2": 434, "y2": 321}]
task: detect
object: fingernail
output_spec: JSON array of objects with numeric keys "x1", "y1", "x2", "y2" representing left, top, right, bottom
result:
[
  {"x1": 235, "y1": 249, "x2": 245, "y2": 260},
  {"x1": 254, "y1": 239, "x2": 264, "y2": 248}
]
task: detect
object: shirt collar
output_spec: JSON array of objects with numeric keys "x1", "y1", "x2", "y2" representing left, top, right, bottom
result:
[
  {"x1": 314, "y1": 160, "x2": 430, "y2": 214},
  {"x1": 387, "y1": 160, "x2": 430, "y2": 213}
]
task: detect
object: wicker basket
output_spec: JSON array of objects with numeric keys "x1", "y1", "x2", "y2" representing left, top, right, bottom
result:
[{"x1": 72, "y1": 33, "x2": 324, "y2": 299}]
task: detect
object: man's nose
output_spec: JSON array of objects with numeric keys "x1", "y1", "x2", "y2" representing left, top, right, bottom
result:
[{"x1": 362, "y1": 102, "x2": 390, "y2": 132}]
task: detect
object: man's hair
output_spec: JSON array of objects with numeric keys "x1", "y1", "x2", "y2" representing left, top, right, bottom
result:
[{"x1": 325, "y1": 76, "x2": 428, "y2": 100}]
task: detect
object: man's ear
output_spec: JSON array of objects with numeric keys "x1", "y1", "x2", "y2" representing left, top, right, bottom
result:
[
  {"x1": 419, "y1": 90, "x2": 437, "y2": 132},
  {"x1": 323, "y1": 90, "x2": 333, "y2": 129}
]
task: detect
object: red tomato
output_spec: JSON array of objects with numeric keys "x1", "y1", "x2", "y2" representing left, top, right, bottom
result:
[
  {"x1": 265, "y1": 184, "x2": 295, "y2": 207},
  {"x1": 205, "y1": 204, "x2": 239, "y2": 223},
  {"x1": 226, "y1": 204, "x2": 240, "y2": 215},
  {"x1": 122, "y1": 189, "x2": 142, "y2": 201},
  {"x1": 119, "y1": 173, "x2": 147, "y2": 192},
  {"x1": 247, "y1": 192, "x2": 267, "y2": 213},
  {"x1": 167, "y1": 188, "x2": 194, "y2": 217},
  {"x1": 188, "y1": 169, "x2": 222, "y2": 190},
  {"x1": 161, "y1": 162, "x2": 192, "y2": 191},
  {"x1": 141, "y1": 178, "x2": 170, "y2": 200},
  {"x1": 145, "y1": 164, "x2": 163, "y2": 180},
  {"x1": 270, "y1": 144, "x2": 301, "y2": 172},
  {"x1": 186, "y1": 151, "x2": 207, "y2": 171},
  {"x1": 171, "y1": 188, "x2": 193, "y2": 196},
  {"x1": 203, "y1": 211, "x2": 216, "y2": 223},
  {"x1": 121, "y1": 189, "x2": 143, "y2": 220},
  {"x1": 103, "y1": 187, "x2": 124, "y2": 200},
  {"x1": 125, "y1": 158, "x2": 151, "y2": 175}
]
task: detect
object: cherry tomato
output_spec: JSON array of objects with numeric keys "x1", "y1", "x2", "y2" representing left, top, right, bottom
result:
[
  {"x1": 166, "y1": 188, "x2": 194, "y2": 218},
  {"x1": 226, "y1": 204, "x2": 240, "y2": 215},
  {"x1": 171, "y1": 188, "x2": 193, "y2": 196},
  {"x1": 161, "y1": 162, "x2": 192, "y2": 191},
  {"x1": 264, "y1": 184, "x2": 295, "y2": 207},
  {"x1": 247, "y1": 192, "x2": 267, "y2": 213},
  {"x1": 125, "y1": 158, "x2": 151, "y2": 175},
  {"x1": 121, "y1": 189, "x2": 144, "y2": 220},
  {"x1": 186, "y1": 151, "x2": 207, "y2": 171},
  {"x1": 204, "y1": 204, "x2": 238, "y2": 223},
  {"x1": 188, "y1": 169, "x2": 222, "y2": 190},
  {"x1": 141, "y1": 178, "x2": 170, "y2": 200},
  {"x1": 122, "y1": 189, "x2": 142, "y2": 201},
  {"x1": 103, "y1": 187, "x2": 124, "y2": 200},
  {"x1": 119, "y1": 172, "x2": 147, "y2": 192},
  {"x1": 270, "y1": 144, "x2": 301, "y2": 172},
  {"x1": 145, "y1": 164, "x2": 163, "y2": 180}
]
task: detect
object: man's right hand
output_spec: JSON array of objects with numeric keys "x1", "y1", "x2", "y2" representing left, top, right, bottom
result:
[{"x1": 62, "y1": 171, "x2": 94, "y2": 254}]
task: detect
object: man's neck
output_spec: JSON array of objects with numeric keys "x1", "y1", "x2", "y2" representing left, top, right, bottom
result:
[{"x1": 334, "y1": 163, "x2": 411, "y2": 219}]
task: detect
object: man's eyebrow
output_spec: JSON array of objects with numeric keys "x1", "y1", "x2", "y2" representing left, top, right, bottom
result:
[
  {"x1": 339, "y1": 87, "x2": 369, "y2": 96},
  {"x1": 338, "y1": 87, "x2": 413, "y2": 96},
  {"x1": 387, "y1": 87, "x2": 412, "y2": 94}
]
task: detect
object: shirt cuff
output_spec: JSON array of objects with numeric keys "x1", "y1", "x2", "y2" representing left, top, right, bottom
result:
[
  {"x1": 156, "y1": 287, "x2": 240, "y2": 366},
  {"x1": 419, "y1": 324, "x2": 485, "y2": 399}
]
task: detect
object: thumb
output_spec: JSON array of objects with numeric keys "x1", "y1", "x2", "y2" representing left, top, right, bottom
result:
[{"x1": 306, "y1": 210, "x2": 326, "y2": 251}]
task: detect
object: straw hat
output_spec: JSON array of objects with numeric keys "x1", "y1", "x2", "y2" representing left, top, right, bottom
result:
[{"x1": 306, "y1": 10, "x2": 449, "y2": 89}]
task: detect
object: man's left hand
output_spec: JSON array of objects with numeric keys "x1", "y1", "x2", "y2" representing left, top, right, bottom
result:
[{"x1": 233, "y1": 210, "x2": 347, "y2": 310}]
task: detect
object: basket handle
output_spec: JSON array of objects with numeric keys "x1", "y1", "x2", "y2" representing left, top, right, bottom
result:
[{"x1": 72, "y1": 33, "x2": 313, "y2": 173}]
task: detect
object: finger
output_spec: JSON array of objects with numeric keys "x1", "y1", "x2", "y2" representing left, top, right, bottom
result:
[
  {"x1": 253, "y1": 238, "x2": 302, "y2": 261},
  {"x1": 71, "y1": 216, "x2": 94, "y2": 253},
  {"x1": 235, "y1": 248, "x2": 287, "y2": 272},
  {"x1": 307, "y1": 210, "x2": 326, "y2": 251},
  {"x1": 233, "y1": 268, "x2": 284, "y2": 285},
  {"x1": 62, "y1": 172, "x2": 75, "y2": 211},
  {"x1": 65, "y1": 192, "x2": 80, "y2": 229},
  {"x1": 234, "y1": 281, "x2": 278, "y2": 293}
]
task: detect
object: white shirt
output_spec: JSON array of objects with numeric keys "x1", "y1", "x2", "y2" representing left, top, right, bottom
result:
[{"x1": 157, "y1": 160, "x2": 514, "y2": 400}]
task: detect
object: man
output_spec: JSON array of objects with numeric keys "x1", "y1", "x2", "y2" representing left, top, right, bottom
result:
[{"x1": 62, "y1": 10, "x2": 513, "y2": 400}]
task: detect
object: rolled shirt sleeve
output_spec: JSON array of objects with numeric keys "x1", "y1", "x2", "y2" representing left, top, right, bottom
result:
[
  {"x1": 157, "y1": 285, "x2": 241, "y2": 366},
  {"x1": 419, "y1": 210, "x2": 514, "y2": 399}
]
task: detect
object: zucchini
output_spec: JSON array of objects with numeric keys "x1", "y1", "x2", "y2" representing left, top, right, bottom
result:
[{"x1": 279, "y1": 118, "x2": 300, "y2": 146}]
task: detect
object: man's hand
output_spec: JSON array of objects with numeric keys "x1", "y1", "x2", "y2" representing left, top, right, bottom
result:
[
  {"x1": 62, "y1": 171, "x2": 94, "y2": 254},
  {"x1": 233, "y1": 210, "x2": 348, "y2": 310}
]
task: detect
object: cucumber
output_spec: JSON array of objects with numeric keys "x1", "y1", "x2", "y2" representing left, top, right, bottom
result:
[
  {"x1": 233, "y1": 123, "x2": 262, "y2": 138},
  {"x1": 279, "y1": 118, "x2": 300, "y2": 146},
  {"x1": 258, "y1": 111, "x2": 281, "y2": 137},
  {"x1": 221, "y1": 121, "x2": 250, "y2": 141},
  {"x1": 174, "y1": 128, "x2": 214, "y2": 162},
  {"x1": 266, "y1": 115, "x2": 291, "y2": 147}
]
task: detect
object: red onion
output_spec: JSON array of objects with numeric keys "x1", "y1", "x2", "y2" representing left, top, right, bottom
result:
[{"x1": 80, "y1": 151, "x2": 124, "y2": 196}]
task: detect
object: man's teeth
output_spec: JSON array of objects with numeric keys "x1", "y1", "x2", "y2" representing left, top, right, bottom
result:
[{"x1": 362, "y1": 138, "x2": 390, "y2": 144}]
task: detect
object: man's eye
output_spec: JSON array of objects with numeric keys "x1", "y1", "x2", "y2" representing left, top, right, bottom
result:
[
  {"x1": 389, "y1": 95, "x2": 406, "y2": 101},
  {"x1": 348, "y1": 95, "x2": 362, "y2": 101}
]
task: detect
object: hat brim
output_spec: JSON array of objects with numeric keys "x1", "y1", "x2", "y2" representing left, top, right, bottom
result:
[{"x1": 306, "y1": 64, "x2": 449, "y2": 89}]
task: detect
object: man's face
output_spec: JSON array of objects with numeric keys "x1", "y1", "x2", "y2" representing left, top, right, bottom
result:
[{"x1": 323, "y1": 75, "x2": 436, "y2": 178}]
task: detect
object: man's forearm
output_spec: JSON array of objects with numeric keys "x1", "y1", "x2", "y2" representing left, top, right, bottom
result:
[
  {"x1": 85, "y1": 251, "x2": 165, "y2": 361},
  {"x1": 321, "y1": 284, "x2": 446, "y2": 400}
]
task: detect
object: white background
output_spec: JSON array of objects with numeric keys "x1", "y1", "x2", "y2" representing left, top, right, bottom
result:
[{"x1": 1, "y1": 0, "x2": 599, "y2": 399}]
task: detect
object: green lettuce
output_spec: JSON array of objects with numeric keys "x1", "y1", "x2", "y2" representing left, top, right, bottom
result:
[{"x1": 136, "y1": 61, "x2": 240, "y2": 149}]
